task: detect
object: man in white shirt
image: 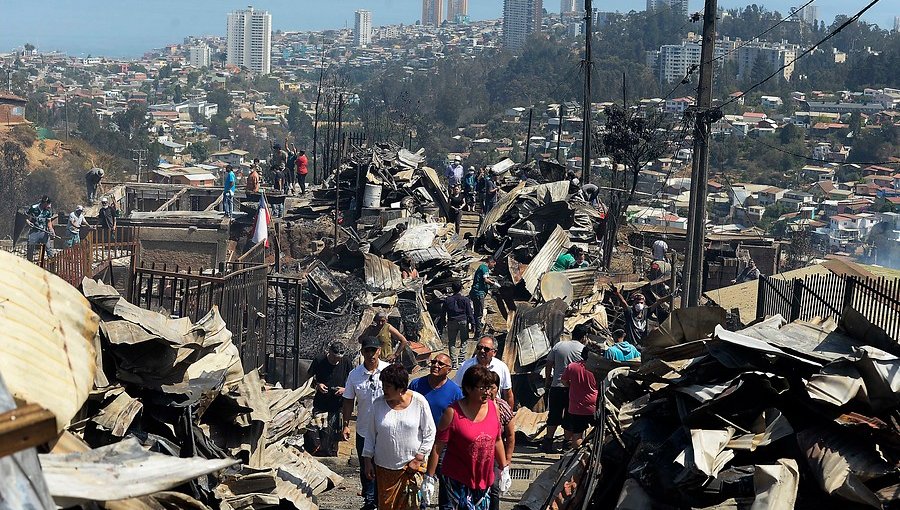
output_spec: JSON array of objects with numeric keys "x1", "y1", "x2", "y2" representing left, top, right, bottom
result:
[
  {"x1": 453, "y1": 335, "x2": 514, "y2": 409},
  {"x1": 66, "y1": 205, "x2": 94, "y2": 247},
  {"x1": 342, "y1": 336, "x2": 389, "y2": 510},
  {"x1": 651, "y1": 238, "x2": 669, "y2": 261}
]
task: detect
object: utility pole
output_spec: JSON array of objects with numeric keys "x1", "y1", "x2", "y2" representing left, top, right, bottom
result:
[
  {"x1": 581, "y1": 0, "x2": 593, "y2": 184},
  {"x1": 64, "y1": 92, "x2": 70, "y2": 141},
  {"x1": 524, "y1": 107, "x2": 533, "y2": 164},
  {"x1": 131, "y1": 148, "x2": 148, "y2": 183},
  {"x1": 555, "y1": 103, "x2": 563, "y2": 162},
  {"x1": 333, "y1": 93, "x2": 344, "y2": 244},
  {"x1": 682, "y1": 0, "x2": 719, "y2": 308}
]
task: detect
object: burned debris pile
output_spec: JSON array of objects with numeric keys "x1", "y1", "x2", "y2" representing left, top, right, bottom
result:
[
  {"x1": 519, "y1": 308, "x2": 900, "y2": 509},
  {"x1": 0, "y1": 248, "x2": 339, "y2": 510}
]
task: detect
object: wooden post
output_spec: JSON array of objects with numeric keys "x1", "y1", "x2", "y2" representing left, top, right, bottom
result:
[
  {"x1": 755, "y1": 274, "x2": 767, "y2": 319},
  {"x1": 789, "y1": 277, "x2": 804, "y2": 322}
]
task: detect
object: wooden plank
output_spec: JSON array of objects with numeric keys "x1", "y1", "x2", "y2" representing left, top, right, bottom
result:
[{"x1": 0, "y1": 403, "x2": 57, "y2": 458}]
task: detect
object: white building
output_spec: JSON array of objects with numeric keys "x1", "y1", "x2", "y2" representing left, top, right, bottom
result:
[
  {"x1": 189, "y1": 43, "x2": 211, "y2": 68},
  {"x1": 736, "y1": 41, "x2": 798, "y2": 81},
  {"x1": 503, "y1": 0, "x2": 543, "y2": 51},
  {"x1": 792, "y1": 4, "x2": 819, "y2": 25},
  {"x1": 422, "y1": 0, "x2": 445, "y2": 26},
  {"x1": 646, "y1": 0, "x2": 689, "y2": 17},
  {"x1": 354, "y1": 10, "x2": 372, "y2": 47},
  {"x1": 226, "y1": 6, "x2": 272, "y2": 75},
  {"x1": 447, "y1": 0, "x2": 468, "y2": 22}
]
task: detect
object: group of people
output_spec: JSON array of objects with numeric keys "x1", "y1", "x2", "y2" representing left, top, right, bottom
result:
[
  {"x1": 308, "y1": 331, "x2": 516, "y2": 510},
  {"x1": 25, "y1": 193, "x2": 118, "y2": 259},
  {"x1": 445, "y1": 157, "x2": 502, "y2": 216},
  {"x1": 220, "y1": 142, "x2": 310, "y2": 218}
]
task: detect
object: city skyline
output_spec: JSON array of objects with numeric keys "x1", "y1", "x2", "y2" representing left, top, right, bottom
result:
[{"x1": 0, "y1": 0, "x2": 896, "y2": 57}]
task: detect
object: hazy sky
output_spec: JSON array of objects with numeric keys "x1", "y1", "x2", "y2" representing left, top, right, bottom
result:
[{"x1": 0, "y1": 0, "x2": 894, "y2": 57}]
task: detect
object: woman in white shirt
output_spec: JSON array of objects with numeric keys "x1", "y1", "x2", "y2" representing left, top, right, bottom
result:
[{"x1": 362, "y1": 364, "x2": 436, "y2": 510}]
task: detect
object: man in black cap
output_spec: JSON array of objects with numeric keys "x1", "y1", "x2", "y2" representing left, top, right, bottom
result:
[{"x1": 307, "y1": 340, "x2": 353, "y2": 456}]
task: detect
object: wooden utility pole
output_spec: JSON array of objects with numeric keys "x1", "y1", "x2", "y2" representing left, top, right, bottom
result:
[
  {"x1": 682, "y1": 0, "x2": 718, "y2": 308},
  {"x1": 524, "y1": 108, "x2": 533, "y2": 164},
  {"x1": 555, "y1": 103, "x2": 563, "y2": 162},
  {"x1": 581, "y1": 0, "x2": 593, "y2": 184},
  {"x1": 312, "y1": 40, "x2": 326, "y2": 184}
]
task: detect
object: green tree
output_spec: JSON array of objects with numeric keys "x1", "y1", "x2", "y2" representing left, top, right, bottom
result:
[
  {"x1": 208, "y1": 114, "x2": 230, "y2": 140},
  {"x1": 188, "y1": 141, "x2": 209, "y2": 163},
  {"x1": 206, "y1": 89, "x2": 231, "y2": 118},
  {"x1": 286, "y1": 98, "x2": 302, "y2": 133},
  {"x1": 173, "y1": 84, "x2": 183, "y2": 103}
]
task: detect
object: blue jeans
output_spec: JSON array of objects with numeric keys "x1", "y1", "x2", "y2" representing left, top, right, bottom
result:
[
  {"x1": 356, "y1": 434, "x2": 377, "y2": 510},
  {"x1": 223, "y1": 192, "x2": 234, "y2": 217},
  {"x1": 26, "y1": 231, "x2": 54, "y2": 261},
  {"x1": 65, "y1": 230, "x2": 81, "y2": 247}
]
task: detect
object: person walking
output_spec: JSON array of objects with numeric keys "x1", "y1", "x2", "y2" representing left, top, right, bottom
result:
[
  {"x1": 463, "y1": 167, "x2": 477, "y2": 211},
  {"x1": 454, "y1": 335, "x2": 514, "y2": 410},
  {"x1": 65, "y1": 205, "x2": 94, "y2": 247},
  {"x1": 222, "y1": 165, "x2": 236, "y2": 218},
  {"x1": 84, "y1": 167, "x2": 104, "y2": 205},
  {"x1": 342, "y1": 336, "x2": 390, "y2": 510},
  {"x1": 362, "y1": 364, "x2": 435, "y2": 510},
  {"x1": 308, "y1": 341, "x2": 353, "y2": 456},
  {"x1": 487, "y1": 371, "x2": 516, "y2": 510},
  {"x1": 560, "y1": 357, "x2": 599, "y2": 449},
  {"x1": 424, "y1": 365, "x2": 510, "y2": 510},
  {"x1": 296, "y1": 149, "x2": 309, "y2": 193},
  {"x1": 26, "y1": 195, "x2": 55, "y2": 261},
  {"x1": 446, "y1": 156, "x2": 464, "y2": 188},
  {"x1": 469, "y1": 256, "x2": 498, "y2": 338},
  {"x1": 361, "y1": 311, "x2": 409, "y2": 363},
  {"x1": 409, "y1": 354, "x2": 462, "y2": 510},
  {"x1": 442, "y1": 281, "x2": 475, "y2": 369},
  {"x1": 542, "y1": 324, "x2": 586, "y2": 453}
]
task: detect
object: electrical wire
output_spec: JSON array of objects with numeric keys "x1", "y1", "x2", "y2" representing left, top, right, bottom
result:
[{"x1": 720, "y1": 0, "x2": 883, "y2": 108}]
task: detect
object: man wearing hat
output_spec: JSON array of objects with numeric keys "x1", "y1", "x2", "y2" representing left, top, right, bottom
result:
[
  {"x1": 308, "y1": 341, "x2": 353, "y2": 456},
  {"x1": 360, "y1": 310, "x2": 408, "y2": 363},
  {"x1": 463, "y1": 166, "x2": 478, "y2": 211},
  {"x1": 342, "y1": 336, "x2": 390, "y2": 510},
  {"x1": 66, "y1": 205, "x2": 94, "y2": 247},
  {"x1": 98, "y1": 197, "x2": 117, "y2": 231},
  {"x1": 446, "y1": 155, "x2": 464, "y2": 188}
]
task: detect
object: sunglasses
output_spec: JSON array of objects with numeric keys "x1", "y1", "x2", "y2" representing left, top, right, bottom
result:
[
  {"x1": 476, "y1": 346, "x2": 494, "y2": 353},
  {"x1": 430, "y1": 359, "x2": 449, "y2": 368}
]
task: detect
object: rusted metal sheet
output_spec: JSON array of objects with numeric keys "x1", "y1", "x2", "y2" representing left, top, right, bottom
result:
[
  {"x1": 521, "y1": 225, "x2": 569, "y2": 295},
  {"x1": 363, "y1": 254, "x2": 403, "y2": 292},
  {"x1": 306, "y1": 261, "x2": 344, "y2": 303},
  {"x1": 477, "y1": 181, "x2": 526, "y2": 237},
  {"x1": 509, "y1": 299, "x2": 568, "y2": 371}
]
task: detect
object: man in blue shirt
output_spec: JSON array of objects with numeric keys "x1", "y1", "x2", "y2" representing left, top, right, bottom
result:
[
  {"x1": 409, "y1": 353, "x2": 461, "y2": 510},
  {"x1": 605, "y1": 329, "x2": 640, "y2": 362},
  {"x1": 222, "y1": 165, "x2": 236, "y2": 218},
  {"x1": 26, "y1": 195, "x2": 56, "y2": 261},
  {"x1": 442, "y1": 281, "x2": 475, "y2": 369}
]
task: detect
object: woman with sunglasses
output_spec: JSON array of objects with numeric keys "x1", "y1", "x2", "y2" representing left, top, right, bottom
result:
[
  {"x1": 362, "y1": 364, "x2": 435, "y2": 510},
  {"x1": 424, "y1": 365, "x2": 510, "y2": 510}
]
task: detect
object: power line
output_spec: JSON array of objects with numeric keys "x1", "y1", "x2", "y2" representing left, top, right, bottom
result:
[{"x1": 721, "y1": 0, "x2": 883, "y2": 108}]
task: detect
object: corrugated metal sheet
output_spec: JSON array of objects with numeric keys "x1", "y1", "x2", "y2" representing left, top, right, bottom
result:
[
  {"x1": 405, "y1": 247, "x2": 451, "y2": 264},
  {"x1": 508, "y1": 299, "x2": 568, "y2": 371},
  {"x1": 491, "y1": 158, "x2": 516, "y2": 175},
  {"x1": 397, "y1": 148, "x2": 426, "y2": 168},
  {"x1": 562, "y1": 267, "x2": 599, "y2": 301},
  {"x1": 419, "y1": 166, "x2": 449, "y2": 217},
  {"x1": 525, "y1": 181, "x2": 570, "y2": 204},
  {"x1": 518, "y1": 324, "x2": 550, "y2": 366},
  {"x1": 478, "y1": 182, "x2": 526, "y2": 236},
  {"x1": 363, "y1": 254, "x2": 403, "y2": 292},
  {"x1": 521, "y1": 225, "x2": 569, "y2": 295}
]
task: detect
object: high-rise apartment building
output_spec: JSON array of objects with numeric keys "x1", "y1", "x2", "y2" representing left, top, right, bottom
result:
[
  {"x1": 226, "y1": 6, "x2": 272, "y2": 75},
  {"x1": 189, "y1": 43, "x2": 211, "y2": 68},
  {"x1": 354, "y1": 10, "x2": 372, "y2": 47},
  {"x1": 503, "y1": 0, "x2": 543, "y2": 50},
  {"x1": 447, "y1": 0, "x2": 468, "y2": 22},
  {"x1": 893, "y1": 16, "x2": 899, "y2": 32},
  {"x1": 422, "y1": 0, "x2": 445, "y2": 26},
  {"x1": 646, "y1": 0, "x2": 689, "y2": 17},
  {"x1": 561, "y1": 0, "x2": 575, "y2": 14},
  {"x1": 792, "y1": 4, "x2": 819, "y2": 25},
  {"x1": 736, "y1": 42, "x2": 798, "y2": 81}
]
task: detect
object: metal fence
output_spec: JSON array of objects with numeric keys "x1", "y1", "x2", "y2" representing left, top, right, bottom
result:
[
  {"x1": 129, "y1": 261, "x2": 302, "y2": 388},
  {"x1": 756, "y1": 273, "x2": 900, "y2": 340}
]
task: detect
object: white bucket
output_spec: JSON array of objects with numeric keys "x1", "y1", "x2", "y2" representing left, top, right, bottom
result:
[{"x1": 363, "y1": 184, "x2": 382, "y2": 208}]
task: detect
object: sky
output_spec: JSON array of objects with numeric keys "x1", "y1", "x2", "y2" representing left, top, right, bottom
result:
[{"x1": 0, "y1": 0, "x2": 894, "y2": 58}]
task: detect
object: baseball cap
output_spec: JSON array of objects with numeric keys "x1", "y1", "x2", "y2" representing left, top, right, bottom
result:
[
  {"x1": 100, "y1": 197, "x2": 109, "y2": 203},
  {"x1": 359, "y1": 336, "x2": 380, "y2": 350},
  {"x1": 75, "y1": 205, "x2": 84, "y2": 211}
]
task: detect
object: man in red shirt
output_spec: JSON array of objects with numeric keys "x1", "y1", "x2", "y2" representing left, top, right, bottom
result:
[
  {"x1": 296, "y1": 149, "x2": 309, "y2": 193},
  {"x1": 560, "y1": 359, "x2": 598, "y2": 449}
]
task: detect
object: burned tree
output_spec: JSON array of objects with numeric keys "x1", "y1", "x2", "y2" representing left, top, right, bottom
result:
[
  {"x1": 595, "y1": 105, "x2": 669, "y2": 267},
  {"x1": 0, "y1": 141, "x2": 28, "y2": 237}
]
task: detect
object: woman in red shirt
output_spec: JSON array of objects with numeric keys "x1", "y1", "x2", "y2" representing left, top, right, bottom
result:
[{"x1": 424, "y1": 365, "x2": 509, "y2": 510}]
